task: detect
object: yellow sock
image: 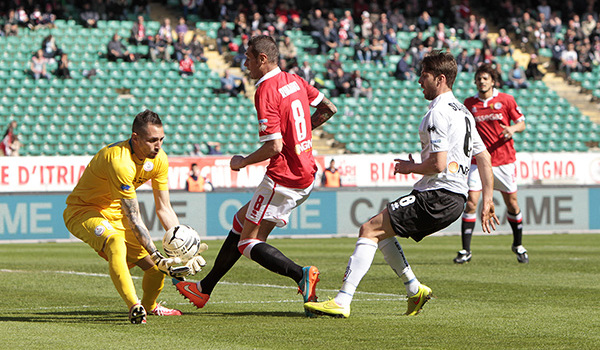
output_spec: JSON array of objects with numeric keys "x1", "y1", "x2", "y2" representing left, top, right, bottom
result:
[
  {"x1": 141, "y1": 265, "x2": 165, "y2": 312},
  {"x1": 104, "y1": 235, "x2": 138, "y2": 309}
]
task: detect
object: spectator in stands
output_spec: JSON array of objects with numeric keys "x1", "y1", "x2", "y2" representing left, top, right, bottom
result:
[
  {"x1": 551, "y1": 38, "x2": 565, "y2": 69},
  {"x1": 173, "y1": 35, "x2": 191, "y2": 62},
  {"x1": 495, "y1": 28, "x2": 513, "y2": 56},
  {"x1": 250, "y1": 11, "x2": 264, "y2": 33},
  {"x1": 326, "y1": 52, "x2": 343, "y2": 80},
  {"x1": 30, "y1": 49, "x2": 51, "y2": 80},
  {"x1": 469, "y1": 47, "x2": 485, "y2": 68},
  {"x1": 233, "y1": 34, "x2": 249, "y2": 70},
  {"x1": 456, "y1": 48, "x2": 472, "y2": 72},
  {"x1": 393, "y1": 53, "x2": 416, "y2": 81},
  {"x1": 179, "y1": 53, "x2": 194, "y2": 77},
  {"x1": 147, "y1": 34, "x2": 169, "y2": 62},
  {"x1": 218, "y1": 70, "x2": 246, "y2": 97},
  {"x1": 80, "y1": 3, "x2": 99, "y2": 28},
  {"x1": 186, "y1": 163, "x2": 206, "y2": 192},
  {"x1": 384, "y1": 27, "x2": 402, "y2": 56},
  {"x1": 158, "y1": 18, "x2": 175, "y2": 45},
  {"x1": 370, "y1": 28, "x2": 386, "y2": 65},
  {"x1": 29, "y1": 6, "x2": 43, "y2": 28},
  {"x1": 360, "y1": 11, "x2": 373, "y2": 39},
  {"x1": 16, "y1": 6, "x2": 30, "y2": 28},
  {"x1": 181, "y1": 0, "x2": 197, "y2": 19},
  {"x1": 309, "y1": 9, "x2": 327, "y2": 49},
  {"x1": 55, "y1": 53, "x2": 71, "y2": 79},
  {"x1": 41, "y1": 34, "x2": 62, "y2": 63},
  {"x1": 354, "y1": 36, "x2": 371, "y2": 63},
  {"x1": 526, "y1": 54, "x2": 544, "y2": 80},
  {"x1": 107, "y1": 33, "x2": 137, "y2": 62},
  {"x1": 0, "y1": 121, "x2": 18, "y2": 156},
  {"x1": 560, "y1": 42, "x2": 580, "y2": 77},
  {"x1": 189, "y1": 143, "x2": 203, "y2": 156},
  {"x1": 2, "y1": 22, "x2": 19, "y2": 36},
  {"x1": 350, "y1": 70, "x2": 372, "y2": 100},
  {"x1": 216, "y1": 19, "x2": 234, "y2": 55},
  {"x1": 294, "y1": 60, "x2": 322, "y2": 89},
  {"x1": 416, "y1": 11, "x2": 432, "y2": 31},
  {"x1": 578, "y1": 38, "x2": 595, "y2": 73},
  {"x1": 506, "y1": 62, "x2": 529, "y2": 89},
  {"x1": 279, "y1": 35, "x2": 298, "y2": 68},
  {"x1": 176, "y1": 17, "x2": 188, "y2": 39},
  {"x1": 206, "y1": 141, "x2": 222, "y2": 155},
  {"x1": 129, "y1": 16, "x2": 148, "y2": 45},
  {"x1": 190, "y1": 34, "x2": 208, "y2": 63},
  {"x1": 320, "y1": 24, "x2": 339, "y2": 54},
  {"x1": 321, "y1": 159, "x2": 341, "y2": 187},
  {"x1": 339, "y1": 10, "x2": 356, "y2": 43},
  {"x1": 233, "y1": 12, "x2": 250, "y2": 37},
  {"x1": 332, "y1": 67, "x2": 352, "y2": 97},
  {"x1": 479, "y1": 17, "x2": 489, "y2": 39}
]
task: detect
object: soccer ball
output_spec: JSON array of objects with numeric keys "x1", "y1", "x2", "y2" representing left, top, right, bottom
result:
[{"x1": 162, "y1": 224, "x2": 202, "y2": 261}]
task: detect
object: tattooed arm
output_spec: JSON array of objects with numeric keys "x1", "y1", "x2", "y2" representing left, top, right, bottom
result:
[
  {"x1": 121, "y1": 197, "x2": 158, "y2": 255},
  {"x1": 311, "y1": 96, "x2": 337, "y2": 130}
]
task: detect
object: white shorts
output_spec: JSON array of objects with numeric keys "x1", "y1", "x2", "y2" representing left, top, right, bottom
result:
[
  {"x1": 468, "y1": 163, "x2": 518, "y2": 193},
  {"x1": 245, "y1": 175, "x2": 314, "y2": 227}
]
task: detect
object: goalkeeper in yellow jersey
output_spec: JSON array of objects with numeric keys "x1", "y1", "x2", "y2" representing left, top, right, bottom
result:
[{"x1": 63, "y1": 110, "x2": 205, "y2": 324}]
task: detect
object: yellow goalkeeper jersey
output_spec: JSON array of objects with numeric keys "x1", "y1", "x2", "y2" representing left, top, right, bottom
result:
[{"x1": 66, "y1": 139, "x2": 169, "y2": 221}]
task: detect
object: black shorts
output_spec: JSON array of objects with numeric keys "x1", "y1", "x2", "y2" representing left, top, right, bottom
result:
[{"x1": 387, "y1": 189, "x2": 466, "y2": 242}]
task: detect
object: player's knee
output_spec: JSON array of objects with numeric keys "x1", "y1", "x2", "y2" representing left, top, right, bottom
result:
[
  {"x1": 465, "y1": 200, "x2": 478, "y2": 213},
  {"x1": 237, "y1": 238, "x2": 262, "y2": 258},
  {"x1": 358, "y1": 223, "x2": 376, "y2": 239},
  {"x1": 104, "y1": 234, "x2": 126, "y2": 258}
]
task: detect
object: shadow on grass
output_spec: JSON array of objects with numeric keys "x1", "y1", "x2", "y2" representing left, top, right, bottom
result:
[
  {"x1": 0, "y1": 310, "x2": 123, "y2": 323},
  {"x1": 190, "y1": 311, "x2": 305, "y2": 318}
]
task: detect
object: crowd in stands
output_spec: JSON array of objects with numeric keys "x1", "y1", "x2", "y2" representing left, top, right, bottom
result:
[{"x1": 2, "y1": 0, "x2": 600, "y2": 92}]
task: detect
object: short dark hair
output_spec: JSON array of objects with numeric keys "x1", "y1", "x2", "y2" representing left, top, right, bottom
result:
[
  {"x1": 475, "y1": 63, "x2": 498, "y2": 83},
  {"x1": 248, "y1": 35, "x2": 279, "y2": 63},
  {"x1": 421, "y1": 50, "x2": 457, "y2": 89},
  {"x1": 132, "y1": 109, "x2": 162, "y2": 134}
]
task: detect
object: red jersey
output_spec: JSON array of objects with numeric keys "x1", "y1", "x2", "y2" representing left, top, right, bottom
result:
[
  {"x1": 464, "y1": 89, "x2": 525, "y2": 166},
  {"x1": 254, "y1": 67, "x2": 324, "y2": 188}
]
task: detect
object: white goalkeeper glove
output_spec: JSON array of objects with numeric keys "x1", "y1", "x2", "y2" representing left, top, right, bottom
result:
[
  {"x1": 184, "y1": 242, "x2": 208, "y2": 276},
  {"x1": 150, "y1": 251, "x2": 190, "y2": 279}
]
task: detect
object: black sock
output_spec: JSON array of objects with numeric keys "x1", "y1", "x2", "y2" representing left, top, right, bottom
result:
[
  {"x1": 200, "y1": 231, "x2": 241, "y2": 295},
  {"x1": 461, "y1": 220, "x2": 475, "y2": 252},
  {"x1": 249, "y1": 243, "x2": 303, "y2": 284},
  {"x1": 507, "y1": 211, "x2": 523, "y2": 247}
]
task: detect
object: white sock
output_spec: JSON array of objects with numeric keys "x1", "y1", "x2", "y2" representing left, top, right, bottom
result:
[
  {"x1": 334, "y1": 237, "x2": 378, "y2": 306},
  {"x1": 378, "y1": 237, "x2": 420, "y2": 297}
]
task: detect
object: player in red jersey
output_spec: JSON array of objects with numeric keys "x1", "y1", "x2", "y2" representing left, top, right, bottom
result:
[
  {"x1": 175, "y1": 35, "x2": 337, "y2": 314},
  {"x1": 454, "y1": 63, "x2": 528, "y2": 264}
]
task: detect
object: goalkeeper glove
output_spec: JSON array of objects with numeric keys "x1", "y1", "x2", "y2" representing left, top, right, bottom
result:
[
  {"x1": 150, "y1": 250, "x2": 190, "y2": 279},
  {"x1": 184, "y1": 242, "x2": 208, "y2": 275}
]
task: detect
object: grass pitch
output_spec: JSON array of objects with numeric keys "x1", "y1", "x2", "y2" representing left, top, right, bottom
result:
[{"x1": 1, "y1": 233, "x2": 599, "y2": 350}]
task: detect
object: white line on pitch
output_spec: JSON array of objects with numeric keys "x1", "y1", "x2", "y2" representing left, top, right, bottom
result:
[{"x1": 1, "y1": 268, "x2": 406, "y2": 299}]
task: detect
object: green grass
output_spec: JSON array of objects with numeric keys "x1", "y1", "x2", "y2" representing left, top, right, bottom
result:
[{"x1": 1, "y1": 234, "x2": 599, "y2": 349}]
